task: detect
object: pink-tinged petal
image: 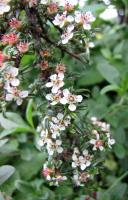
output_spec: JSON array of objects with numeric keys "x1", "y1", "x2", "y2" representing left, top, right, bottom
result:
[
  {"x1": 83, "y1": 150, "x2": 88, "y2": 156},
  {"x1": 45, "y1": 82, "x2": 53, "y2": 88},
  {"x1": 86, "y1": 11, "x2": 95, "y2": 22},
  {"x1": 16, "y1": 98, "x2": 23, "y2": 105},
  {"x1": 72, "y1": 162, "x2": 77, "y2": 168},
  {"x1": 96, "y1": 133, "x2": 100, "y2": 140},
  {"x1": 57, "y1": 147, "x2": 63, "y2": 153},
  {"x1": 52, "y1": 117, "x2": 58, "y2": 123},
  {"x1": 11, "y1": 78, "x2": 20, "y2": 87},
  {"x1": 38, "y1": 139, "x2": 44, "y2": 147},
  {"x1": 63, "y1": 89, "x2": 70, "y2": 97},
  {"x1": 81, "y1": 164, "x2": 86, "y2": 170},
  {"x1": 72, "y1": 154, "x2": 77, "y2": 161},
  {"x1": 49, "y1": 150, "x2": 54, "y2": 156},
  {"x1": 5, "y1": 94, "x2": 13, "y2": 101},
  {"x1": 46, "y1": 94, "x2": 52, "y2": 101},
  {"x1": 57, "y1": 113, "x2": 64, "y2": 120},
  {"x1": 60, "y1": 21, "x2": 65, "y2": 28},
  {"x1": 99, "y1": 146, "x2": 104, "y2": 151},
  {"x1": 62, "y1": 38, "x2": 69, "y2": 44},
  {"x1": 19, "y1": 91, "x2": 28, "y2": 98},
  {"x1": 68, "y1": 104, "x2": 76, "y2": 111},
  {"x1": 9, "y1": 67, "x2": 19, "y2": 76},
  {"x1": 83, "y1": 23, "x2": 91, "y2": 30},
  {"x1": 59, "y1": 81, "x2": 64, "y2": 87},
  {"x1": 58, "y1": 73, "x2": 64, "y2": 80},
  {"x1": 56, "y1": 140, "x2": 62, "y2": 145},
  {"x1": 76, "y1": 95, "x2": 83, "y2": 102},
  {"x1": 86, "y1": 161, "x2": 91, "y2": 167},
  {"x1": 4, "y1": 82, "x2": 11, "y2": 90},
  {"x1": 51, "y1": 101, "x2": 58, "y2": 105},
  {"x1": 67, "y1": 25, "x2": 74, "y2": 32},
  {"x1": 60, "y1": 126, "x2": 65, "y2": 131},
  {"x1": 93, "y1": 146, "x2": 97, "y2": 151},
  {"x1": 50, "y1": 74, "x2": 57, "y2": 80},
  {"x1": 52, "y1": 86, "x2": 59, "y2": 94},
  {"x1": 67, "y1": 15, "x2": 74, "y2": 22},
  {"x1": 60, "y1": 97, "x2": 68, "y2": 105},
  {"x1": 89, "y1": 139, "x2": 96, "y2": 144}
]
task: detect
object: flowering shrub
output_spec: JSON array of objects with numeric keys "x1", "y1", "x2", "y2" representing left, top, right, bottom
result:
[{"x1": 0, "y1": 0, "x2": 116, "y2": 191}]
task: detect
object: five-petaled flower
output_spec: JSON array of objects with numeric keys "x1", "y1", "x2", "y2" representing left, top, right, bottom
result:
[
  {"x1": 72, "y1": 148, "x2": 92, "y2": 170},
  {"x1": 60, "y1": 88, "x2": 83, "y2": 111},
  {"x1": 90, "y1": 132, "x2": 104, "y2": 151},
  {"x1": 53, "y1": 11, "x2": 74, "y2": 28},
  {"x1": 46, "y1": 73, "x2": 64, "y2": 93},
  {"x1": 3, "y1": 67, "x2": 20, "y2": 87},
  {"x1": 75, "y1": 11, "x2": 95, "y2": 30},
  {"x1": 5, "y1": 86, "x2": 28, "y2": 105}
]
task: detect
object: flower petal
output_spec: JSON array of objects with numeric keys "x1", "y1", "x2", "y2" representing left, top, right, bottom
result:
[{"x1": 68, "y1": 104, "x2": 76, "y2": 111}]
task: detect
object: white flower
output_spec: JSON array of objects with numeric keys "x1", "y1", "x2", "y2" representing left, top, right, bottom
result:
[
  {"x1": 51, "y1": 113, "x2": 71, "y2": 130},
  {"x1": 61, "y1": 25, "x2": 74, "y2": 44},
  {"x1": 60, "y1": 89, "x2": 83, "y2": 111},
  {"x1": 49, "y1": 122, "x2": 60, "y2": 139},
  {"x1": 53, "y1": 11, "x2": 74, "y2": 28},
  {"x1": 101, "y1": 122, "x2": 110, "y2": 132},
  {"x1": 73, "y1": 172, "x2": 90, "y2": 186},
  {"x1": 47, "y1": 139, "x2": 63, "y2": 155},
  {"x1": 46, "y1": 90, "x2": 62, "y2": 105},
  {"x1": 90, "y1": 116, "x2": 97, "y2": 124},
  {"x1": 91, "y1": 117, "x2": 110, "y2": 132},
  {"x1": 46, "y1": 73, "x2": 64, "y2": 94},
  {"x1": 5, "y1": 86, "x2": 28, "y2": 105},
  {"x1": 0, "y1": 0, "x2": 11, "y2": 15},
  {"x1": 90, "y1": 133, "x2": 104, "y2": 151},
  {"x1": 3, "y1": 67, "x2": 20, "y2": 87},
  {"x1": 38, "y1": 129, "x2": 49, "y2": 146},
  {"x1": 75, "y1": 11, "x2": 95, "y2": 30},
  {"x1": 72, "y1": 148, "x2": 92, "y2": 170}
]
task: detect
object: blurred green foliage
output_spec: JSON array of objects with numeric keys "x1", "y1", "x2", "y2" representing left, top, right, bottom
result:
[{"x1": 0, "y1": 0, "x2": 128, "y2": 199}]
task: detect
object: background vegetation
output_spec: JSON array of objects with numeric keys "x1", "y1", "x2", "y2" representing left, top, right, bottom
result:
[{"x1": 0, "y1": 0, "x2": 128, "y2": 199}]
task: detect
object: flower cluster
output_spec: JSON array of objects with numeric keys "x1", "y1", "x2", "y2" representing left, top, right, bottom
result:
[
  {"x1": 42, "y1": 162, "x2": 67, "y2": 186},
  {"x1": 0, "y1": 0, "x2": 115, "y2": 189},
  {"x1": 90, "y1": 117, "x2": 115, "y2": 151},
  {"x1": 37, "y1": 111, "x2": 115, "y2": 186},
  {"x1": 40, "y1": 0, "x2": 95, "y2": 44},
  {"x1": 37, "y1": 62, "x2": 115, "y2": 186},
  {"x1": 37, "y1": 112, "x2": 71, "y2": 155},
  {"x1": 72, "y1": 148, "x2": 92, "y2": 171},
  {"x1": 46, "y1": 70, "x2": 83, "y2": 111},
  {"x1": 0, "y1": 20, "x2": 29, "y2": 105}
]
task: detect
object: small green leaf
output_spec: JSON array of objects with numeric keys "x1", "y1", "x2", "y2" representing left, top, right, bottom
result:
[
  {"x1": 101, "y1": 85, "x2": 119, "y2": 94},
  {"x1": 0, "y1": 112, "x2": 33, "y2": 136},
  {"x1": 0, "y1": 165, "x2": 15, "y2": 185},
  {"x1": 114, "y1": 143, "x2": 126, "y2": 159},
  {"x1": 26, "y1": 99, "x2": 34, "y2": 128},
  {"x1": 20, "y1": 54, "x2": 36, "y2": 67},
  {"x1": 101, "y1": 48, "x2": 112, "y2": 59},
  {"x1": 0, "y1": 139, "x2": 8, "y2": 148},
  {"x1": 97, "y1": 60, "x2": 120, "y2": 84},
  {"x1": 15, "y1": 180, "x2": 34, "y2": 193}
]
